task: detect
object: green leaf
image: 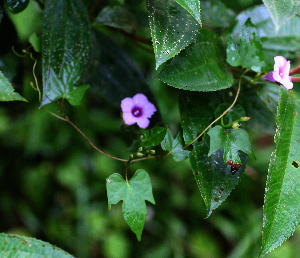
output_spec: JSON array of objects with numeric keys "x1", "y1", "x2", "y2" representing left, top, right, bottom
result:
[
  {"x1": 87, "y1": 33, "x2": 160, "y2": 123},
  {"x1": 174, "y1": 0, "x2": 201, "y2": 24},
  {"x1": 146, "y1": 0, "x2": 200, "y2": 69},
  {"x1": 106, "y1": 170, "x2": 155, "y2": 241},
  {"x1": 93, "y1": 6, "x2": 137, "y2": 32},
  {"x1": 201, "y1": 0, "x2": 235, "y2": 28},
  {"x1": 0, "y1": 70, "x2": 26, "y2": 101},
  {"x1": 0, "y1": 233, "x2": 74, "y2": 257},
  {"x1": 29, "y1": 32, "x2": 41, "y2": 52},
  {"x1": 141, "y1": 126, "x2": 167, "y2": 148},
  {"x1": 207, "y1": 125, "x2": 252, "y2": 164},
  {"x1": 262, "y1": 0, "x2": 300, "y2": 32},
  {"x1": 189, "y1": 134, "x2": 248, "y2": 217},
  {"x1": 45, "y1": 60, "x2": 89, "y2": 106},
  {"x1": 41, "y1": 0, "x2": 91, "y2": 106},
  {"x1": 226, "y1": 19, "x2": 265, "y2": 73},
  {"x1": 259, "y1": 88, "x2": 300, "y2": 257},
  {"x1": 157, "y1": 29, "x2": 233, "y2": 91},
  {"x1": 215, "y1": 104, "x2": 246, "y2": 125},
  {"x1": 179, "y1": 90, "x2": 246, "y2": 216},
  {"x1": 224, "y1": 5, "x2": 300, "y2": 66},
  {"x1": 161, "y1": 128, "x2": 189, "y2": 161}
]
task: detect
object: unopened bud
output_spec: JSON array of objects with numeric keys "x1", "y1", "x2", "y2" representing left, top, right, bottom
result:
[
  {"x1": 138, "y1": 147, "x2": 143, "y2": 152},
  {"x1": 129, "y1": 154, "x2": 134, "y2": 159},
  {"x1": 136, "y1": 152, "x2": 144, "y2": 158},
  {"x1": 240, "y1": 116, "x2": 251, "y2": 122},
  {"x1": 232, "y1": 121, "x2": 240, "y2": 130},
  {"x1": 150, "y1": 150, "x2": 155, "y2": 155}
]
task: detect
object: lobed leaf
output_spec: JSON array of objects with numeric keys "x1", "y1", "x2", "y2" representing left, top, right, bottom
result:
[
  {"x1": 106, "y1": 170, "x2": 155, "y2": 241},
  {"x1": 41, "y1": 0, "x2": 91, "y2": 106},
  {"x1": 260, "y1": 88, "x2": 300, "y2": 256},
  {"x1": 0, "y1": 70, "x2": 26, "y2": 101},
  {"x1": 157, "y1": 29, "x2": 233, "y2": 91},
  {"x1": 226, "y1": 19, "x2": 265, "y2": 73},
  {"x1": 0, "y1": 233, "x2": 74, "y2": 257},
  {"x1": 207, "y1": 125, "x2": 252, "y2": 164},
  {"x1": 161, "y1": 128, "x2": 189, "y2": 161},
  {"x1": 146, "y1": 0, "x2": 200, "y2": 69}
]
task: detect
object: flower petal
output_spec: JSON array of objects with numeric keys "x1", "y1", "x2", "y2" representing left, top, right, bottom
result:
[
  {"x1": 281, "y1": 77, "x2": 293, "y2": 90},
  {"x1": 123, "y1": 112, "x2": 137, "y2": 125},
  {"x1": 274, "y1": 56, "x2": 287, "y2": 70},
  {"x1": 133, "y1": 93, "x2": 149, "y2": 106},
  {"x1": 121, "y1": 98, "x2": 134, "y2": 113},
  {"x1": 143, "y1": 102, "x2": 157, "y2": 117},
  {"x1": 136, "y1": 117, "x2": 150, "y2": 129},
  {"x1": 263, "y1": 71, "x2": 276, "y2": 82}
]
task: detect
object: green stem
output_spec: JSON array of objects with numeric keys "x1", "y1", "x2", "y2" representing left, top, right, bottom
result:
[{"x1": 184, "y1": 75, "x2": 243, "y2": 149}]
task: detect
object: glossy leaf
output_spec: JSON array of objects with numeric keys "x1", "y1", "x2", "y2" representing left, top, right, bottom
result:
[
  {"x1": 161, "y1": 128, "x2": 189, "y2": 161},
  {"x1": 201, "y1": 0, "x2": 235, "y2": 28},
  {"x1": 174, "y1": 0, "x2": 201, "y2": 24},
  {"x1": 141, "y1": 126, "x2": 167, "y2": 148},
  {"x1": 0, "y1": 70, "x2": 26, "y2": 101},
  {"x1": 207, "y1": 126, "x2": 252, "y2": 164},
  {"x1": 106, "y1": 170, "x2": 155, "y2": 241},
  {"x1": 215, "y1": 104, "x2": 246, "y2": 125},
  {"x1": 41, "y1": 0, "x2": 91, "y2": 106},
  {"x1": 179, "y1": 90, "x2": 246, "y2": 216},
  {"x1": 226, "y1": 19, "x2": 265, "y2": 73},
  {"x1": 93, "y1": 6, "x2": 137, "y2": 32},
  {"x1": 190, "y1": 135, "x2": 247, "y2": 217},
  {"x1": 157, "y1": 29, "x2": 233, "y2": 91},
  {"x1": 147, "y1": 0, "x2": 200, "y2": 69},
  {"x1": 262, "y1": 0, "x2": 300, "y2": 31},
  {"x1": 225, "y1": 5, "x2": 300, "y2": 66},
  {"x1": 260, "y1": 88, "x2": 300, "y2": 257},
  {"x1": 45, "y1": 60, "x2": 89, "y2": 106},
  {"x1": 0, "y1": 233, "x2": 74, "y2": 257},
  {"x1": 5, "y1": 0, "x2": 29, "y2": 14}
]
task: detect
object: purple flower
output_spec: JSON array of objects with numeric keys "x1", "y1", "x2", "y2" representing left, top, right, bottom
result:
[
  {"x1": 121, "y1": 93, "x2": 156, "y2": 129},
  {"x1": 263, "y1": 56, "x2": 293, "y2": 90}
]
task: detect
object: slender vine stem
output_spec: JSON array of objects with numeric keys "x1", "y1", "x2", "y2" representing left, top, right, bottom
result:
[{"x1": 184, "y1": 74, "x2": 243, "y2": 149}]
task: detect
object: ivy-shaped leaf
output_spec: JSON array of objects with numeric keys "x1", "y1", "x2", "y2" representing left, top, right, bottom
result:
[
  {"x1": 161, "y1": 128, "x2": 189, "y2": 161},
  {"x1": 0, "y1": 70, "x2": 26, "y2": 101},
  {"x1": 207, "y1": 125, "x2": 252, "y2": 164},
  {"x1": 262, "y1": 0, "x2": 300, "y2": 32},
  {"x1": 41, "y1": 0, "x2": 91, "y2": 106},
  {"x1": 141, "y1": 126, "x2": 167, "y2": 148},
  {"x1": 226, "y1": 19, "x2": 265, "y2": 73},
  {"x1": 146, "y1": 0, "x2": 200, "y2": 69},
  {"x1": 259, "y1": 88, "x2": 300, "y2": 257},
  {"x1": 45, "y1": 60, "x2": 90, "y2": 106},
  {"x1": 0, "y1": 233, "x2": 74, "y2": 257},
  {"x1": 157, "y1": 29, "x2": 233, "y2": 91},
  {"x1": 106, "y1": 169, "x2": 155, "y2": 241}
]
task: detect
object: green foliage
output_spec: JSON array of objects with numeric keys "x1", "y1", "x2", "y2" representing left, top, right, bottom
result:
[
  {"x1": 106, "y1": 170, "x2": 155, "y2": 241},
  {"x1": 0, "y1": 233, "x2": 74, "y2": 257},
  {"x1": 157, "y1": 29, "x2": 233, "y2": 91},
  {"x1": 41, "y1": 0, "x2": 91, "y2": 106},
  {"x1": 262, "y1": 0, "x2": 300, "y2": 32},
  {"x1": 141, "y1": 126, "x2": 167, "y2": 148},
  {"x1": 45, "y1": 60, "x2": 89, "y2": 106},
  {"x1": 226, "y1": 19, "x2": 265, "y2": 72},
  {"x1": 147, "y1": 0, "x2": 200, "y2": 69},
  {"x1": 260, "y1": 88, "x2": 300, "y2": 256},
  {"x1": 161, "y1": 128, "x2": 189, "y2": 161},
  {"x1": 0, "y1": 70, "x2": 26, "y2": 101},
  {"x1": 207, "y1": 126, "x2": 252, "y2": 164}
]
